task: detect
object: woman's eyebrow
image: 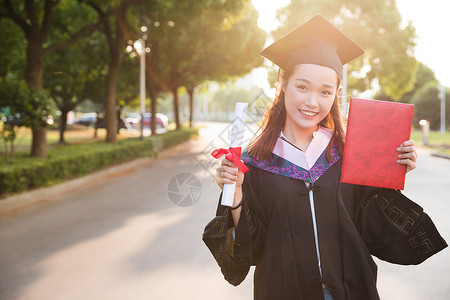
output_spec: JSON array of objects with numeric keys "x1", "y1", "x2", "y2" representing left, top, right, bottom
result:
[
  {"x1": 294, "y1": 78, "x2": 310, "y2": 83},
  {"x1": 294, "y1": 78, "x2": 335, "y2": 89}
]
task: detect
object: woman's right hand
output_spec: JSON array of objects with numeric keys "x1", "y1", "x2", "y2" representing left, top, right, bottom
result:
[{"x1": 215, "y1": 158, "x2": 245, "y2": 190}]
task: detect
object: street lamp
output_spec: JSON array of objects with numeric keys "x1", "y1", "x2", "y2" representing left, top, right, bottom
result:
[
  {"x1": 438, "y1": 84, "x2": 446, "y2": 133},
  {"x1": 127, "y1": 26, "x2": 149, "y2": 140},
  {"x1": 126, "y1": 20, "x2": 172, "y2": 137}
]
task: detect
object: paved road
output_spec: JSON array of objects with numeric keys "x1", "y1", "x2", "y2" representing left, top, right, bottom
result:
[{"x1": 0, "y1": 122, "x2": 449, "y2": 300}]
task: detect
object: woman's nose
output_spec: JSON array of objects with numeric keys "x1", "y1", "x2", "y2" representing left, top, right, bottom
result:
[{"x1": 305, "y1": 93, "x2": 319, "y2": 107}]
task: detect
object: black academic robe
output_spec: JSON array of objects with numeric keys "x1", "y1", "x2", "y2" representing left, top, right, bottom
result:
[{"x1": 203, "y1": 159, "x2": 447, "y2": 300}]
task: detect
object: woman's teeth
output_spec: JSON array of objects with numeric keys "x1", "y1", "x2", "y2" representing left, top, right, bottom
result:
[{"x1": 299, "y1": 110, "x2": 317, "y2": 116}]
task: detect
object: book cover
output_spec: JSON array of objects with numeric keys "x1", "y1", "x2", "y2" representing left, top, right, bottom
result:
[{"x1": 341, "y1": 98, "x2": 414, "y2": 190}]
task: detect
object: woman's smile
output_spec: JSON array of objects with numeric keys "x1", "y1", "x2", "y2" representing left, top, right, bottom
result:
[{"x1": 298, "y1": 109, "x2": 318, "y2": 118}]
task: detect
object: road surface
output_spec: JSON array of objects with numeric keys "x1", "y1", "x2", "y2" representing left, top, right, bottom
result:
[{"x1": 0, "y1": 122, "x2": 449, "y2": 300}]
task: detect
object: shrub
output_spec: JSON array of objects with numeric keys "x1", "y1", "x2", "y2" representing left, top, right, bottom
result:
[{"x1": 0, "y1": 128, "x2": 198, "y2": 197}]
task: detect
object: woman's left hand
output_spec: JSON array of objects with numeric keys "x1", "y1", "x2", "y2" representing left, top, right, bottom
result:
[{"x1": 397, "y1": 140, "x2": 417, "y2": 173}]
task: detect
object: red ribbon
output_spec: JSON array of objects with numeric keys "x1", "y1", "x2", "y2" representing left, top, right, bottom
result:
[{"x1": 211, "y1": 147, "x2": 249, "y2": 174}]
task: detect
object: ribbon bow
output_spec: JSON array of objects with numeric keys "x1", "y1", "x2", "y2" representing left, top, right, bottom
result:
[{"x1": 211, "y1": 147, "x2": 249, "y2": 174}]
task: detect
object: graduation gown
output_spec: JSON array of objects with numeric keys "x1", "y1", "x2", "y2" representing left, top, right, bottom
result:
[{"x1": 203, "y1": 128, "x2": 447, "y2": 300}]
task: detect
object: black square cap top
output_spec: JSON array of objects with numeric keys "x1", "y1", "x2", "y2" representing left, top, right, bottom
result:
[{"x1": 260, "y1": 15, "x2": 364, "y2": 78}]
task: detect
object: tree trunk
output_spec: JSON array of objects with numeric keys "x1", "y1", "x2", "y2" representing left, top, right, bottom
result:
[
  {"x1": 9, "y1": 137, "x2": 15, "y2": 162},
  {"x1": 94, "y1": 111, "x2": 100, "y2": 139},
  {"x1": 104, "y1": 17, "x2": 125, "y2": 143},
  {"x1": 2, "y1": 130, "x2": 10, "y2": 161},
  {"x1": 59, "y1": 108, "x2": 69, "y2": 143},
  {"x1": 31, "y1": 127, "x2": 47, "y2": 158},
  {"x1": 105, "y1": 60, "x2": 119, "y2": 143},
  {"x1": 26, "y1": 40, "x2": 44, "y2": 91},
  {"x1": 117, "y1": 106, "x2": 122, "y2": 134},
  {"x1": 187, "y1": 87, "x2": 195, "y2": 128},
  {"x1": 27, "y1": 38, "x2": 48, "y2": 157},
  {"x1": 172, "y1": 88, "x2": 181, "y2": 130}
]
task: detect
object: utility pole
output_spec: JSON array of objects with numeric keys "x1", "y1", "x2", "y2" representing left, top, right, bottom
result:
[{"x1": 438, "y1": 84, "x2": 446, "y2": 133}]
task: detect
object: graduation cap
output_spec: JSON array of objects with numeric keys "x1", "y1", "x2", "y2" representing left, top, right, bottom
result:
[{"x1": 260, "y1": 15, "x2": 364, "y2": 78}]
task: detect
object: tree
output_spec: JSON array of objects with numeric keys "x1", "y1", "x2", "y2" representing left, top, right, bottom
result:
[
  {"x1": 44, "y1": 32, "x2": 108, "y2": 143},
  {"x1": 273, "y1": 0, "x2": 417, "y2": 100},
  {"x1": 401, "y1": 62, "x2": 437, "y2": 103},
  {"x1": 115, "y1": 55, "x2": 139, "y2": 133},
  {"x1": 411, "y1": 82, "x2": 450, "y2": 130},
  {"x1": 142, "y1": 0, "x2": 265, "y2": 130},
  {"x1": 0, "y1": 17, "x2": 54, "y2": 159},
  {"x1": 116, "y1": 56, "x2": 139, "y2": 109},
  {"x1": 0, "y1": 78, "x2": 22, "y2": 161},
  {"x1": 87, "y1": 2, "x2": 123, "y2": 143},
  {"x1": 0, "y1": 0, "x2": 101, "y2": 156},
  {"x1": 182, "y1": 6, "x2": 266, "y2": 127},
  {"x1": 0, "y1": 18, "x2": 25, "y2": 160},
  {"x1": 375, "y1": 61, "x2": 437, "y2": 102},
  {"x1": 88, "y1": 0, "x2": 154, "y2": 142},
  {"x1": 0, "y1": 17, "x2": 25, "y2": 80}
]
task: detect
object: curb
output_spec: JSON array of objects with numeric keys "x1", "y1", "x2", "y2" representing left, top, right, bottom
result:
[{"x1": 431, "y1": 152, "x2": 450, "y2": 160}]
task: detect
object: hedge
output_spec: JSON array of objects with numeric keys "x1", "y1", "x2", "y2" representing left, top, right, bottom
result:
[{"x1": 0, "y1": 127, "x2": 198, "y2": 197}]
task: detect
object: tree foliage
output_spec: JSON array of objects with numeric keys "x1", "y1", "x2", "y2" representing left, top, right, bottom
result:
[
  {"x1": 411, "y1": 82, "x2": 449, "y2": 130},
  {"x1": 137, "y1": 0, "x2": 265, "y2": 130},
  {"x1": 0, "y1": 0, "x2": 100, "y2": 156},
  {"x1": 44, "y1": 31, "x2": 108, "y2": 142},
  {"x1": 400, "y1": 62, "x2": 437, "y2": 103},
  {"x1": 273, "y1": 0, "x2": 417, "y2": 100},
  {"x1": 0, "y1": 0, "x2": 267, "y2": 152}
]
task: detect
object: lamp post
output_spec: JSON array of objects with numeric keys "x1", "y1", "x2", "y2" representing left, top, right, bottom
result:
[
  {"x1": 438, "y1": 84, "x2": 446, "y2": 133},
  {"x1": 127, "y1": 26, "x2": 148, "y2": 139},
  {"x1": 136, "y1": 26, "x2": 147, "y2": 139}
]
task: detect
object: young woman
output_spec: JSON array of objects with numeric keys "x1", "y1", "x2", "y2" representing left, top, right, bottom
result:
[{"x1": 203, "y1": 15, "x2": 447, "y2": 300}]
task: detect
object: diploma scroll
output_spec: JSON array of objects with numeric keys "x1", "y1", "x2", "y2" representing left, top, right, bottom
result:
[{"x1": 221, "y1": 102, "x2": 248, "y2": 207}]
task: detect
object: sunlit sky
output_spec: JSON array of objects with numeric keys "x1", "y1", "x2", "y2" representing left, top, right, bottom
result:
[{"x1": 250, "y1": 0, "x2": 450, "y2": 88}]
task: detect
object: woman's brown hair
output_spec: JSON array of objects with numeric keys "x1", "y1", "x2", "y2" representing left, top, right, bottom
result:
[{"x1": 247, "y1": 65, "x2": 346, "y2": 162}]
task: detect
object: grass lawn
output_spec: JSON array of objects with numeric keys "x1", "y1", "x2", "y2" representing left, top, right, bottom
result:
[
  {"x1": 0, "y1": 122, "x2": 180, "y2": 155},
  {"x1": 410, "y1": 130, "x2": 450, "y2": 157},
  {"x1": 410, "y1": 130, "x2": 450, "y2": 146}
]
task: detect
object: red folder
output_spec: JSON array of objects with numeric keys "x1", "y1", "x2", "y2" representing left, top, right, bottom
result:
[{"x1": 341, "y1": 98, "x2": 414, "y2": 190}]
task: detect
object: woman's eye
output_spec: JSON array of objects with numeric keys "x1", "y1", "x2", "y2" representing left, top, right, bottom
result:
[
  {"x1": 296, "y1": 85, "x2": 307, "y2": 90},
  {"x1": 322, "y1": 90, "x2": 332, "y2": 95}
]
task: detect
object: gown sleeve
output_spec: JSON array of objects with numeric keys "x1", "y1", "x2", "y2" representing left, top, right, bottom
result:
[
  {"x1": 202, "y1": 166, "x2": 267, "y2": 286},
  {"x1": 354, "y1": 186, "x2": 447, "y2": 265}
]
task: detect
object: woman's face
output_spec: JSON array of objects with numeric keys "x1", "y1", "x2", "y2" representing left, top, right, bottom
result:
[{"x1": 283, "y1": 64, "x2": 338, "y2": 132}]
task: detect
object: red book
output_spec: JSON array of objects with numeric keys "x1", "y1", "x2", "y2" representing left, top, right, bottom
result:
[{"x1": 341, "y1": 98, "x2": 414, "y2": 190}]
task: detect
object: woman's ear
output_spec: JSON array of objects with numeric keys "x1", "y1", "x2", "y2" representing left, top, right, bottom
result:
[{"x1": 280, "y1": 75, "x2": 287, "y2": 93}]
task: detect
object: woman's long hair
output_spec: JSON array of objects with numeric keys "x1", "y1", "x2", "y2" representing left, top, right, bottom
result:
[{"x1": 247, "y1": 66, "x2": 346, "y2": 162}]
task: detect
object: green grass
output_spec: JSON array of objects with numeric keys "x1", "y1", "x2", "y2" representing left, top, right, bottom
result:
[
  {"x1": 2, "y1": 121, "x2": 181, "y2": 155},
  {"x1": 2, "y1": 127, "x2": 124, "y2": 154},
  {"x1": 410, "y1": 130, "x2": 450, "y2": 147}
]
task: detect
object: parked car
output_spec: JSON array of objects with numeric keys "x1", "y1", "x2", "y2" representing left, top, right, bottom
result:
[
  {"x1": 125, "y1": 112, "x2": 141, "y2": 128},
  {"x1": 95, "y1": 116, "x2": 130, "y2": 129},
  {"x1": 75, "y1": 112, "x2": 97, "y2": 126},
  {"x1": 143, "y1": 113, "x2": 169, "y2": 129},
  {"x1": 75, "y1": 112, "x2": 131, "y2": 129}
]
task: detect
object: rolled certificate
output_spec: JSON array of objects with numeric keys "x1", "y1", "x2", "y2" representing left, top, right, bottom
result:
[{"x1": 222, "y1": 102, "x2": 248, "y2": 206}]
